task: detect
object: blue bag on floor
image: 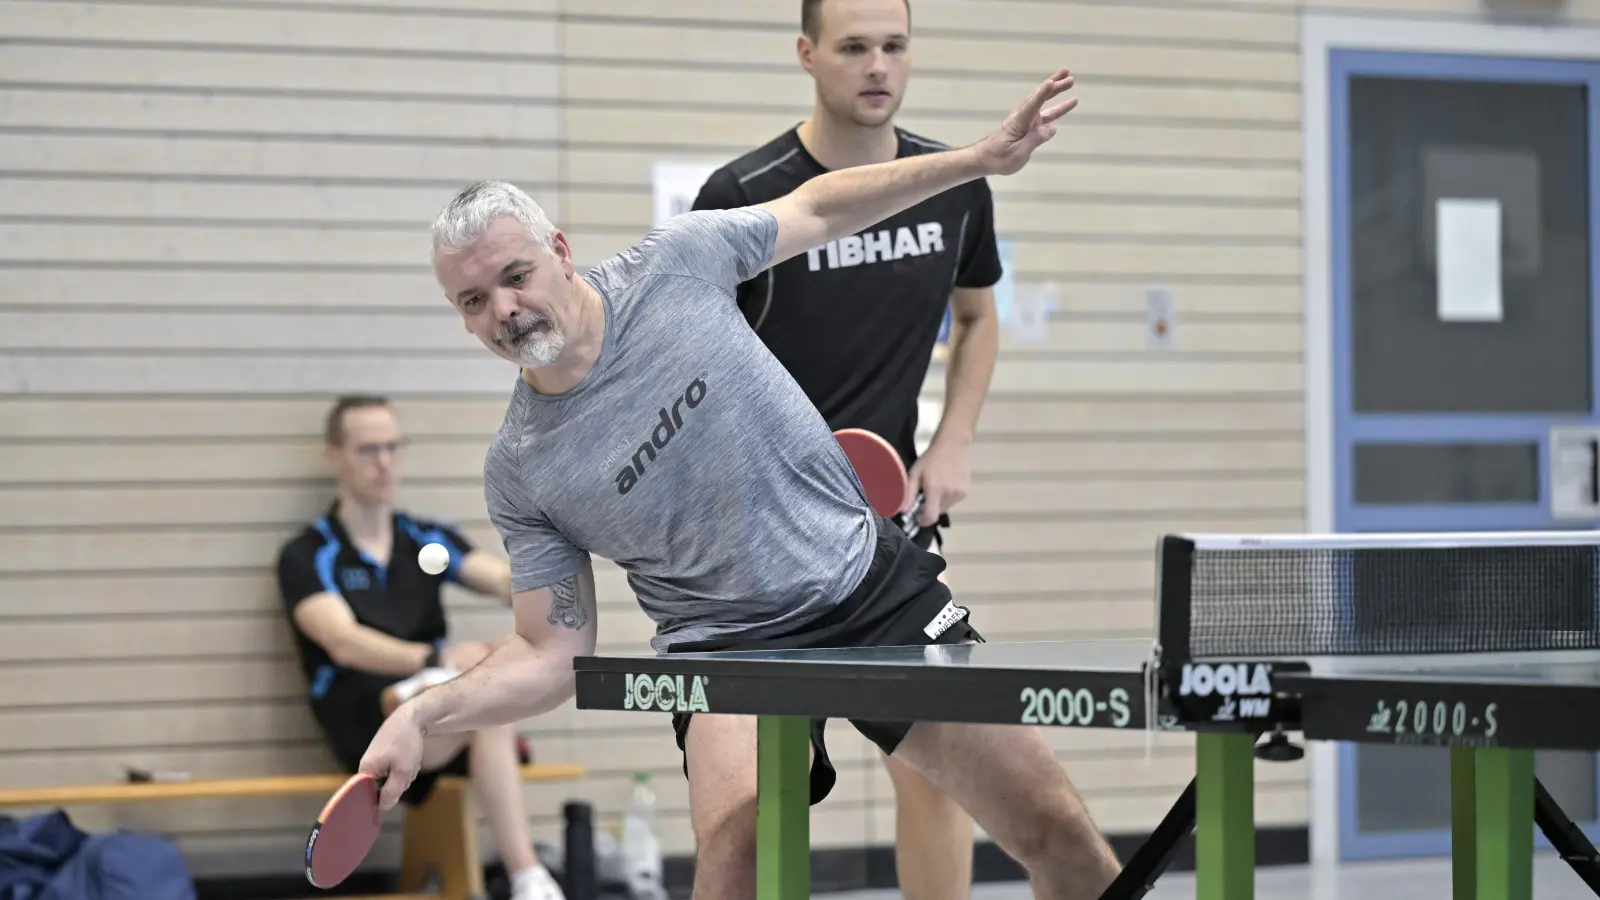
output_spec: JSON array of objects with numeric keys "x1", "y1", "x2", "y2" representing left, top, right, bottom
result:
[{"x1": 0, "y1": 809, "x2": 195, "y2": 900}]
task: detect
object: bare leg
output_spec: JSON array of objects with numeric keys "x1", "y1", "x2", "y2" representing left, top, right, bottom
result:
[
  {"x1": 885, "y1": 551, "x2": 974, "y2": 900},
  {"x1": 469, "y1": 723, "x2": 540, "y2": 875},
  {"x1": 891, "y1": 722, "x2": 1121, "y2": 900},
  {"x1": 883, "y1": 750, "x2": 974, "y2": 900},
  {"x1": 684, "y1": 714, "x2": 761, "y2": 900},
  {"x1": 683, "y1": 714, "x2": 821, "y2": 900}
]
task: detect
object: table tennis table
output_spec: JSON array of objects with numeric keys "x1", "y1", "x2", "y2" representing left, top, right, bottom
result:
[{"x1": 572, "y1": 530, "x2": 1600, "y2": 900}]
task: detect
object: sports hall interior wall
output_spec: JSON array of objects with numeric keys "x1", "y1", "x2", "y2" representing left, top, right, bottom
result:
[{"x1": 3, "y1": 0, "x2": 1597, "y2": 890}]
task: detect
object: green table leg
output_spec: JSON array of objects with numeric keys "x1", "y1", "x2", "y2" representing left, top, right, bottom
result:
[
  {"x1": 1474, "y1": 748, "x2": 1535, "y2": 900},
  {"x1": 1195, "y1": 732, "x2": 1256, "y2": 900},
  {"x1": 1451, "y1": 747, "x2": 1477, "y2": 900},
  {"x1": 756, "y1": 715, "x2": 811, "y2": 900}
]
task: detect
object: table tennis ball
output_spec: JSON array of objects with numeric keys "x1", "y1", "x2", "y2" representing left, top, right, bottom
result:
[{"x1": 418, "y1": 542, "x2": 450, "y2": 575}]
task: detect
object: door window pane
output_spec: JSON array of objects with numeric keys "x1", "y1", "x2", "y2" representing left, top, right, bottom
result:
[
  {"x1": 1353, "y1": 442, "x2": 1539, "y2": 504},
  {"x1": 1349, "y1": 76, "x2": 1592, "y2": 413}
]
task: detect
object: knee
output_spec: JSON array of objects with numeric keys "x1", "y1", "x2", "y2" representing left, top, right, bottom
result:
[
  {"x1": 885, "y1": 755, "x2": 961, "y2": 813},
  {"x1": 687, "y1": 789, "x2": 758, "y2": 900},
  {"x1": 693, "y1": 790, "x2": 758, "y2": 858},
  {"x1": 1007, "y1": 796, "x2": 1103, "y2": 868}
]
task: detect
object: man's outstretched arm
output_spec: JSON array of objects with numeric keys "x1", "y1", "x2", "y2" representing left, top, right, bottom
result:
[
  {"x1": 404, "y1": 561, "x2": 598, "y2": 737},
  {"x1": 757, "y1": 67, "x2": 1076, "y2": 268}
]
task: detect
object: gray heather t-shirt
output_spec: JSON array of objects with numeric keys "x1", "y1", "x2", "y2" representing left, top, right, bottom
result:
[{"x1": 482, "y1": 207, "x2": 879, "y2": 651}]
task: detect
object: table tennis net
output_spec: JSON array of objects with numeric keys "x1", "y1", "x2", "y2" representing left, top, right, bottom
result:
[{"x1": 1156, "y1": 532, "x2": 1600, "y2": 660}]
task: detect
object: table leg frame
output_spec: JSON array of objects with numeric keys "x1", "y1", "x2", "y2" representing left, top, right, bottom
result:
[
  {"x1": 1195, "y1": 732, "x2": 1256, "y2": 900},
  {"x1": 757, "y1": 715, "x2": 812, "y2": 900}
]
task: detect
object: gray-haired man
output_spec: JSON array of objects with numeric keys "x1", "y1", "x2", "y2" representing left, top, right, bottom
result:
[{"x1": 358, "y1": 68, "x2": 1122, "y2": 900}]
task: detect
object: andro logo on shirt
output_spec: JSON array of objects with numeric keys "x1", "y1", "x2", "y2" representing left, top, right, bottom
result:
[
  {"x1": 806, "y1": 221, "x2": 945, "y2": 271},
  {"x1": 615, "y1": 373, "x2": 709, "y2": 495}
]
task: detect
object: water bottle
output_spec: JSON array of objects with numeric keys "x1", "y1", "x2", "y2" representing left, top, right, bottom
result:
[
  {"x1": 562, "y1": 801, "x2": 597, "y2": 900},
  {"x1": 620, "y1": 772, "x2": 667, "y2": 900}
]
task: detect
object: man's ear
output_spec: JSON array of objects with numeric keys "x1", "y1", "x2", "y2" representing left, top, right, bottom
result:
[
  {"x1": 797, "y1": 35, "x2": 815, "y2": 74},
  {"x1": 551, "y1": 230, "x2": 576, "y2": 277}
]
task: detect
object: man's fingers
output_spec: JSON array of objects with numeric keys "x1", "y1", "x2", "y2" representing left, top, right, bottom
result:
[
  {"x1": 1042, "y1": 97, "x2": 1078, "y2": 123},
  {"x1": 1003, "y1": 69, "x2": 1075, "y2": 144},
  {"x1": 1014, "y1": 68, "x2": 1069, "y2": 123},
  {"x1": 900, "y1": 469, "x2": 923, "y2": 515},
  {"x1": 378, "y1": 772, "x2": 412, "y2": 810}
]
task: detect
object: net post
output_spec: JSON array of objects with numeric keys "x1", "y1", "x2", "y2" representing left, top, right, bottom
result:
[
  {"x1": 756, "y1": 715, "x2": 811, "y2": 900},
  {"x1": 1154, "y1": 535, "x2": 1196, "y2": 664},
  {"x1": 1194, "y1": 731, "x2": 1255, "y2": 900},
  {"x1": 1473, "y1": 748, "x2": 1535, "y2": 900}
]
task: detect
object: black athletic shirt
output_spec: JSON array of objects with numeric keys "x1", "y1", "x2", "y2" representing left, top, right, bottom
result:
[
  {"x1": 275, "y1": 501, "x2": 474, "y2": 703},
  {"x1": 691, "y1": 125, "x2": 1003, "y2": 468}
]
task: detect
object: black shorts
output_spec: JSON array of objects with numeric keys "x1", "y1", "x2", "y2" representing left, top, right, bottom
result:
[
  {"x1": 666, "y1": 515, "x2": 983, "y2": 806},
  {"x1": 311, "y1": 676, "x2": 469, "y2": 807}
]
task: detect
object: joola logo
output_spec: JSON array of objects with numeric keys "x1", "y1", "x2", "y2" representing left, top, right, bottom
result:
[
  {"x1": 1178, "y1": 662, "x2": 1272, "y2": 698},
  {"x1": 624, "y1": 673, "x2": 709, "y2": 713},
  {"x1": 615, "y1": 373, "x2": 708, "y2": 495},
  {"x1": 806, "y1": 222, "x2": 945, "y2": 271}
]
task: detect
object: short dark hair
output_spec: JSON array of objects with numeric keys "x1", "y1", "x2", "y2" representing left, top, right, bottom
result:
[
  {"x1": 802, "y1": 0, "x2": 911, "y2": 40},
  {"x1": 324, "y1": 394, "x2": 391, "y2": 446}
]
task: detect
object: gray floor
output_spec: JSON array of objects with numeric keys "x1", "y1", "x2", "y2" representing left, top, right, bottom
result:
[{"x1": 837, "y1": 857, "x2": 1595, "y2": 899}]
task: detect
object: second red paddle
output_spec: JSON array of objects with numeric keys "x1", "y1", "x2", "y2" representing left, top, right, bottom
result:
[{"x1": 834, "y1": 428, "x2": 924, "y2": 539}]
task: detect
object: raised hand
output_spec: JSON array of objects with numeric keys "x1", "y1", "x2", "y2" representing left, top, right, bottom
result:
[{"x1": 974, "y1": 67, "x2": 1077, "y2": 176}]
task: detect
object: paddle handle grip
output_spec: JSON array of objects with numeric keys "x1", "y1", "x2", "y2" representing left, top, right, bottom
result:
[{"x1": 903, "y1": 494, "x2": 925, "y2": 540}]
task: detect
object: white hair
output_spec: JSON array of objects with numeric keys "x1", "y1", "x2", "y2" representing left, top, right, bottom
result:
[{"x1": 431, "y1": 180, "x2": 556, "y2": 255}]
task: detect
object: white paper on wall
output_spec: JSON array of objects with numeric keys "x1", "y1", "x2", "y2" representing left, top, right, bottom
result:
[
  {"x1": 1435, "y1": 197, "x2": 1503, "y2": 323},
  {"x1": 651, "y1": 161, "x2": 723, "y2": 226}
]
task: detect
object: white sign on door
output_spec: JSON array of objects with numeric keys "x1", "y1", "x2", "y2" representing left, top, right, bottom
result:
[{"x1": 1548, "y1": 426, "x2": 1600, "y2": 520}]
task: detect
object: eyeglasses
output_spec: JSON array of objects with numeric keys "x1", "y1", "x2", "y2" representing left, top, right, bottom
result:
[{"x1": 351, "y1": 438, "x2": 411, "y2": 460}]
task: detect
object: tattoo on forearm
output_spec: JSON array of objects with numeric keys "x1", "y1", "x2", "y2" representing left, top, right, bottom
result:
[{"x1": 547, "y1": 575, "x2": 588, "y2": 630}]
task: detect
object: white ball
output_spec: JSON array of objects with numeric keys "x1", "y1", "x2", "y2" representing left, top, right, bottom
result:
[{"x1": 418, "y1": 542, "x2": 450, "y2": 576}]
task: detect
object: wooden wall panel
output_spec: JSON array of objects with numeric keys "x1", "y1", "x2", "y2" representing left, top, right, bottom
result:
[{"x1": 0, "y1": 0, "x2": 568, "y2": 875}]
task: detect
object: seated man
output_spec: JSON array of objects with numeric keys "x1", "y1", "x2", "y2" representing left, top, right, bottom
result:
[{"x1": 275, "y1": 395, "x2": 562, "y2": 900}]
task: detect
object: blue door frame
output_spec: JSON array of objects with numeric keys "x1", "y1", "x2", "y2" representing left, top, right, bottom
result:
[{"x1": 1328, "y1": 48, "x2": 1600, "y2": 860}]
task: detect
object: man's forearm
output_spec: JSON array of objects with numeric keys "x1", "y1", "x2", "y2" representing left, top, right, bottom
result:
[
  {"x1": 409, "y1": 636, "x2": 573, "y2": 736},
  {"x1": 798, "y1": 146, "x2": 986, "y2": 246},
  {"x1": 937, "y1": 309, "x2": 1000, "y2": 445},
  {"x1": 331, "y1": 626, "x2": 432, "y2": 676}
]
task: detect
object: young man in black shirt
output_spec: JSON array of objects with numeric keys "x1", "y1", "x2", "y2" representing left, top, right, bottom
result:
[
  {"x1": 276, "y1": 396, "x2": 563, "y2": 900},
  {"x1": 691, "y1": 0, "x2": 1001, "y2": 896}
]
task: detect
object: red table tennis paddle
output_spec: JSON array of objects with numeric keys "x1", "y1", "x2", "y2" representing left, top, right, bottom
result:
[
  {"x1": 834, "y1": 428, "x2": 924, "y2": 540},
  {"x1": 304, "y1": 772, "x2": 383, "y2": 889}
]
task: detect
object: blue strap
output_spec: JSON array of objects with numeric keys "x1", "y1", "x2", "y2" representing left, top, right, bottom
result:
[
  {"x1": 311, "y1": 517, "x2": 341, "y2": 595},
  {"x1": 309, "y1": 664, "x2": 337, "y2": 700}
]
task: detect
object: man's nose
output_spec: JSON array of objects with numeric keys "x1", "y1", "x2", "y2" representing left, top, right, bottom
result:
[{"x1": 489, "y1": 289, "x2": 521, "y2": 321}]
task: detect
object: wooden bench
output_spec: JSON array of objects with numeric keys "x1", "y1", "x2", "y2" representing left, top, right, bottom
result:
[{"x1": 0, "y1": 763, "x2": 586, "y2": 900}]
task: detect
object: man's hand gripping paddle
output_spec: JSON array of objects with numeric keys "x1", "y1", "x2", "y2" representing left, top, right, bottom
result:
[
  {"x1": 304, "y1": 772, "x2": 383, "y2": 889},
  {"x1": 834, "y1": 428, "x2": 924, "y2": 540}
]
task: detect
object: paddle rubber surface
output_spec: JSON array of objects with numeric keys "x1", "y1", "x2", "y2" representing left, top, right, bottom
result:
[
  {"x1": 304, "y1": 772, "x2": 382, "y2": 889},
  {"x1": 834, "y1": 428, "x2": 907, "y2": 518}
]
